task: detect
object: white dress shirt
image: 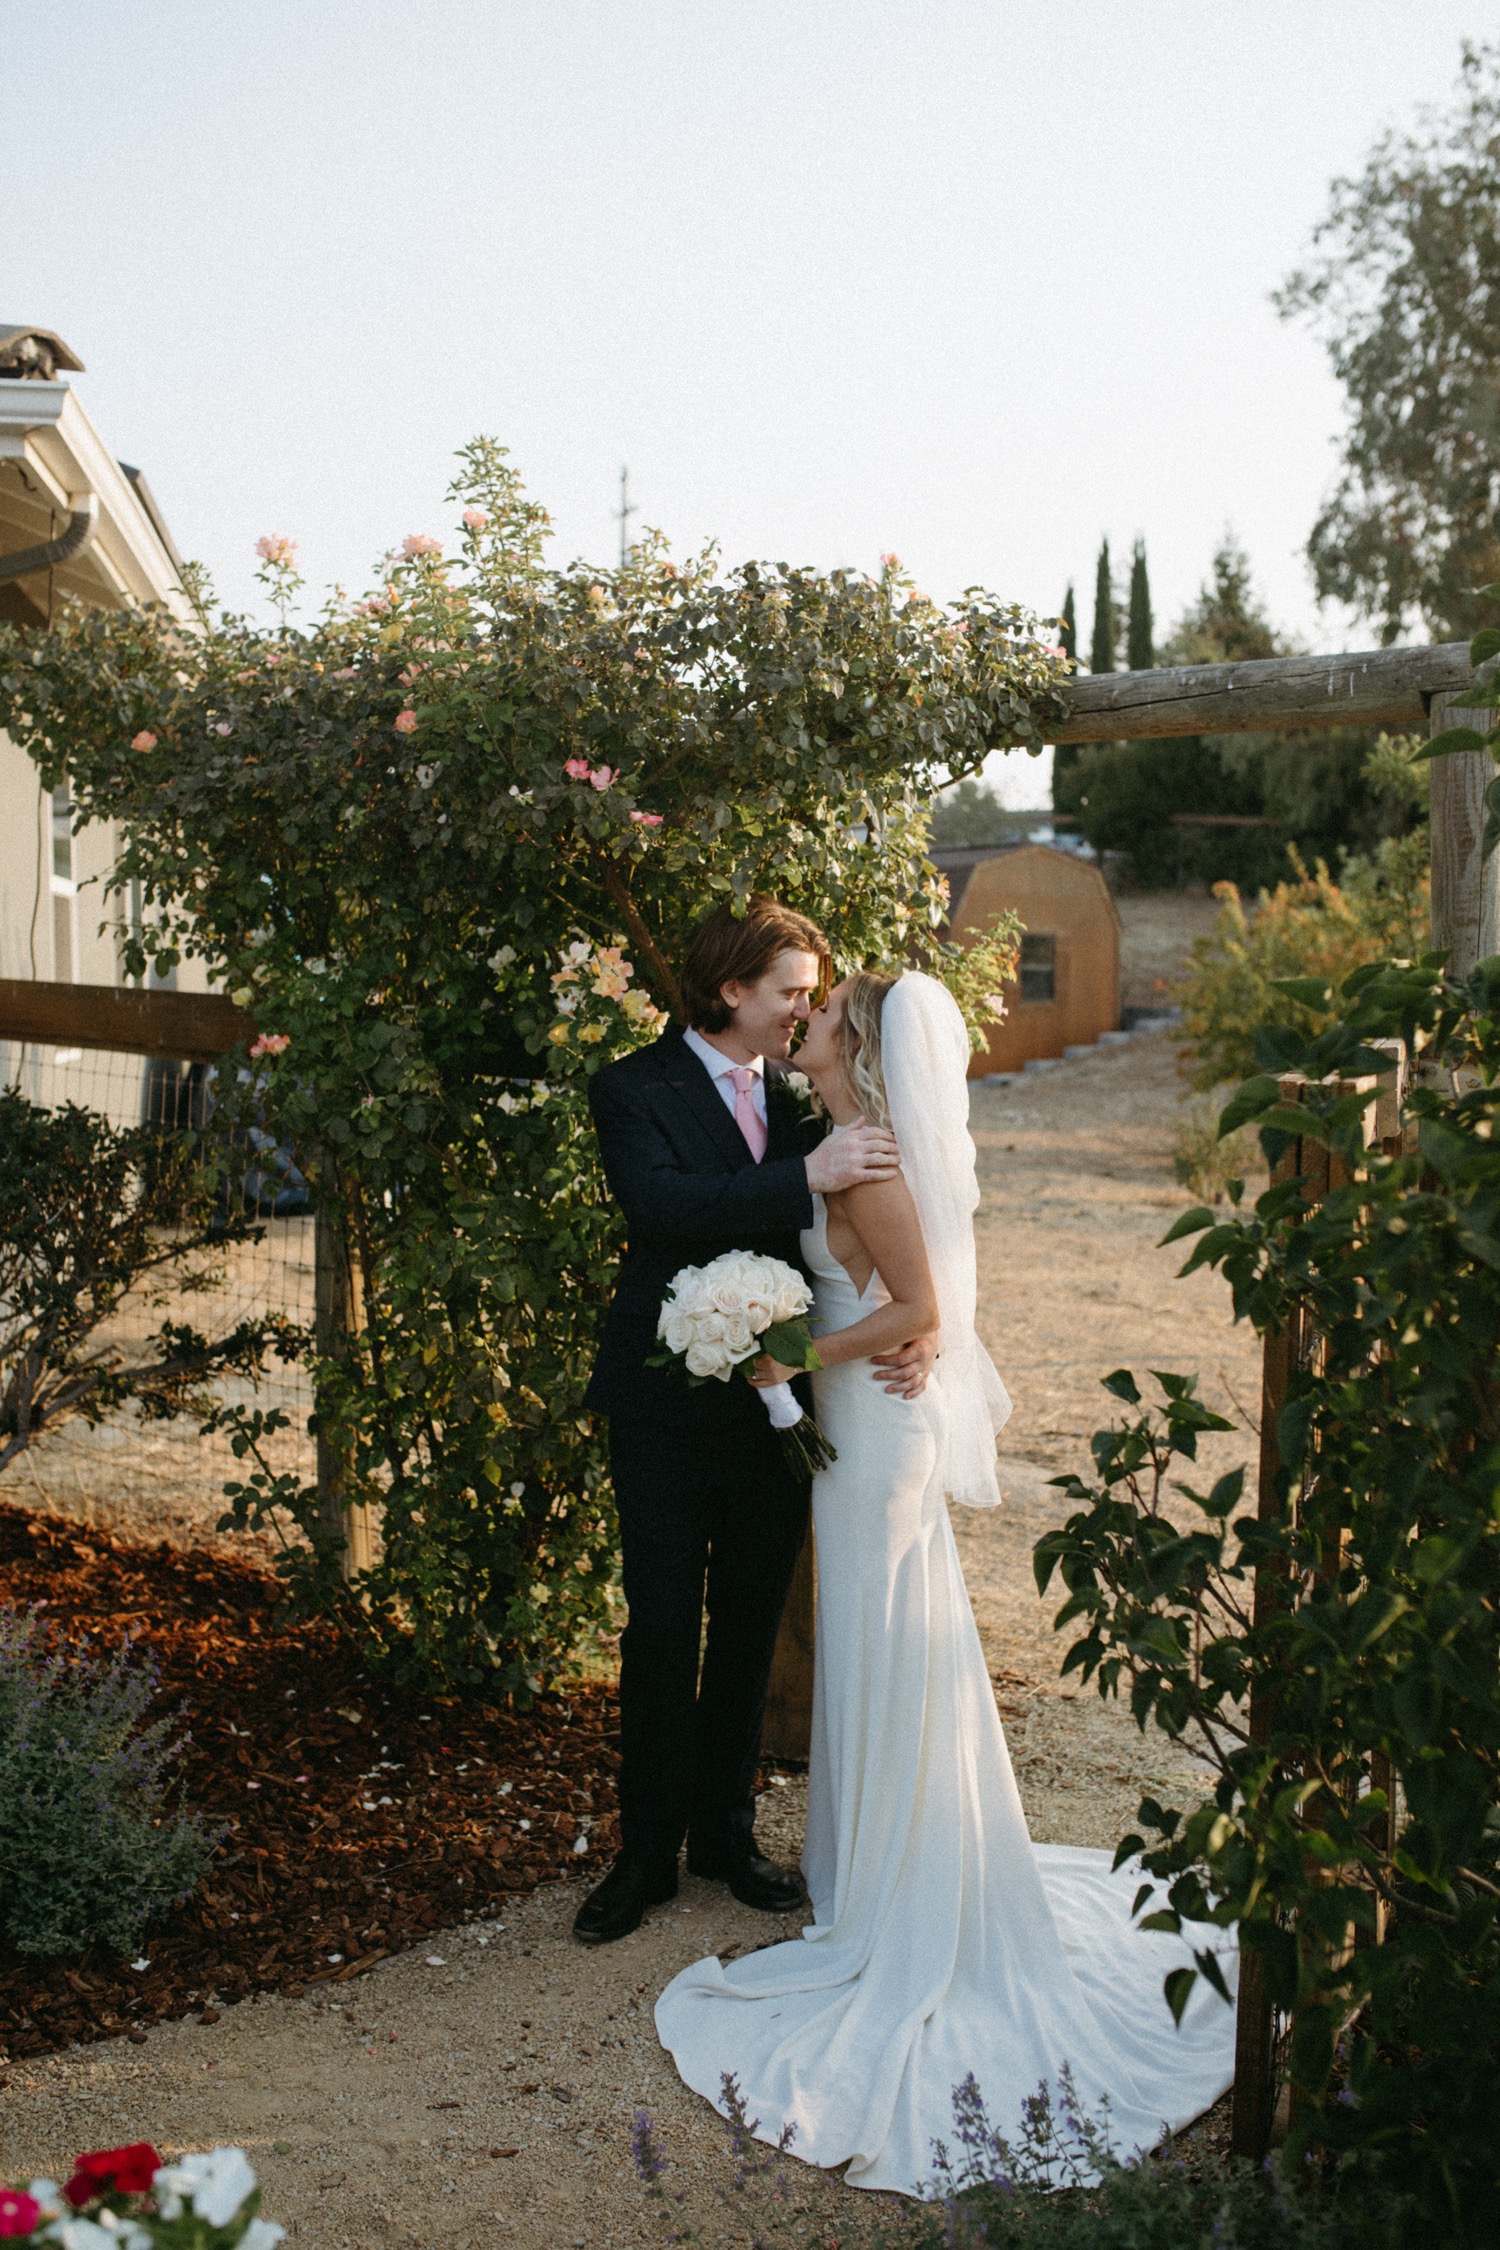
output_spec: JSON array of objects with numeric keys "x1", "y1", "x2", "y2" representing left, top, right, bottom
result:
[{"x1": 683, "y1": 1026, "x2": 768, "y2": 1127}]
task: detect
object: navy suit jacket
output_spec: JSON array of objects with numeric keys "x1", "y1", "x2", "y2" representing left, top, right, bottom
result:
[{"x1": 585, "y1": 1027, "x2": 819, "y2": 1424}]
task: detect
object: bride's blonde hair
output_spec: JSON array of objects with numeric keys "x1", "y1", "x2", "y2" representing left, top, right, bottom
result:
[{"x1": 837, "y1": 971, "x2": 899, "y2": 1128}]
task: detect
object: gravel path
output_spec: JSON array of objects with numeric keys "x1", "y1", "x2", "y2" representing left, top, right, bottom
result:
[{"x1": 1, "y1": 1029, "x2": 1258, "y2": 2243}]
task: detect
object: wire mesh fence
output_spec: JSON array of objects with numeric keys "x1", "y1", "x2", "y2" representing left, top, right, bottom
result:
[{"x1": 1, "y1": 1034, "x2": 316, "y2": 1550}]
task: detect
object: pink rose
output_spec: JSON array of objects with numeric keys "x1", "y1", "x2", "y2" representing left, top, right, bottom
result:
[
  {"x1": 0, "y1": 2191, "x2": 40, "y2": 2236},
  {"x1": 248, "y1": 1032, "x2": 290, "y2": 1059},
  {"x1": 394, "y1": 709, "x2": 419, "y2": 735},
  {"x1": 564, "y1": 758, "x2": 592, "y2": 781},
  {"x1": 880, "y1": 551, "x2": 900, "y2": 569},
  {"x1": 402, "y1": 533, "x2": 442, "y2": 559},
  {"x1": 462, "y1": 508, "x2": 488, "y2": 530},
  {"x1": 131, "y1": 730, "x2": 157, "y2": 752},
  {"x1": 588, "y1": 765, "x2": 616, "y2": 791},
  {"x1": 255, "y1": 534, "x2": 297, "y2": 566},
  {"x1": 630, "y1": 811, "x2": 663, "y2": 827}
]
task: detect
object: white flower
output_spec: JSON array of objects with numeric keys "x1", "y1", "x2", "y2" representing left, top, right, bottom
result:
[
  {"x1": 773, "y1": 1276, "x2": 811, "y2": 1322},
  {"x1": 240, "y1": 2222, "x2": 286, "y2": 2250},
  {"x1": 488, "y1": 944, "x2": 517, "y2": 970},
  {"x1": 45, "y1": 2223, "x2": 119, "y2": 2250},
  {"x1": 662, "y1": 1310, "x2": 696, "y2": 1355},
  {"x1": 153, "y1": 2149, "x2": 258, "y2": 2228},
  {"x1": 685, "y1": 1341, "x2": 733, "y2": 1379},
  {"x1": 721, "y1": 1315, "x2": 756, "y2": 1356}
]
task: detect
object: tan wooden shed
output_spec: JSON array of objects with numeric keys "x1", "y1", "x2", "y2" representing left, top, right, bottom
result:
[{"x1": 951, "y1": 844, "x2": 1121, "y2": 1074}]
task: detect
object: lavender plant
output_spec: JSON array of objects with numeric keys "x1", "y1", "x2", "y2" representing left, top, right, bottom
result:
[{"x1": 0, "y1": 1609, "x2": 224, "y2": 1956}]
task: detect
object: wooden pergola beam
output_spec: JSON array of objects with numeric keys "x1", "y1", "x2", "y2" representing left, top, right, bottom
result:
[{"x1": 1051, "y1": 640, "x2": 1471, "y2": 745}]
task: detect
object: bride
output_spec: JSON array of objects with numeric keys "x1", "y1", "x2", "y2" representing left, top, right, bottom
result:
[{"x1": 654, "y1": 970, "x2": 1237, "y2": 2194}]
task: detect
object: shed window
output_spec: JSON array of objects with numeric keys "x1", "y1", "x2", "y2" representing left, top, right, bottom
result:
[{"x1": 1019, "y1": 932, "x2": 1056, "y2": 1003}]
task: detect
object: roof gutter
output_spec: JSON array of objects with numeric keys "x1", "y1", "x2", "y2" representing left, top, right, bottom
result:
[{"x1": 0, "y1": 489, "x2": 99, "y2": 583}]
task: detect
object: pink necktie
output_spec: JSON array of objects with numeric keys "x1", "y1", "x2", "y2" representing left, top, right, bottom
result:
[{"x1": 729, "y1": 1065, "x2": 768, "y2": 1162}]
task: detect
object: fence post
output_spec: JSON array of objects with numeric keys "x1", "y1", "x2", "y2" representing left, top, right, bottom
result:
[
  {"x1": 1429, "y1": 689, "x2": 1500, "y2": 974},
  {"x1": 1232, "y1": 1076, "x2": 1319, "y2": 2159},
  {"x1": 313, "y1": 1190, "x2": 374, "y2": 1580}
]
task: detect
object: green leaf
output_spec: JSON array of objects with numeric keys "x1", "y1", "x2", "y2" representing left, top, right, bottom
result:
[
  {"x1": 1414, "y1": 726, "x2": 1490, "y2": 761},
  {"x1": 1270, "y1": 976, "x2": 1334, "y2": 1010},
  {"x1": 1157, "y1": 1205, "x2": 1215, "y2": 1247},
  {"x1": 1217, "y1": 1074, "x2": 1282, "y2": 1136},
  {"x1": 1163, "y1": 1967, "x2": 1198, "y2": 2026},
  {"x1": 1100, "y1": 1368, "x2": 1141, "y2": 1404},
  {"x1": 1470, "y1": 626, "x2": 1500, "y2": 665}
]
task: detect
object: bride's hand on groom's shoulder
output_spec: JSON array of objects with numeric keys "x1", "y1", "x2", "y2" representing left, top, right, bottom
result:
[{"x1": 806, "y1": 1121, "x2": 901, "y2": 1195}]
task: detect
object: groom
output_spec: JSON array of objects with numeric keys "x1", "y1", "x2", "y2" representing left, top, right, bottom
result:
[{"x1": 575, "y1": 896, "x2": 935, "y2": 1944}]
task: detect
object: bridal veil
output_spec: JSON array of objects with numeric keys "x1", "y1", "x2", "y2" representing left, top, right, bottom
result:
[{"x1": 881, "y1": 972, "x2": 1012, "y2": 1506}]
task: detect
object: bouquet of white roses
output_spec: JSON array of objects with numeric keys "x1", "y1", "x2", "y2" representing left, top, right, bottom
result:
[{"x1": 650, "y1": 1250, "x2": 837, "y2": 1480}]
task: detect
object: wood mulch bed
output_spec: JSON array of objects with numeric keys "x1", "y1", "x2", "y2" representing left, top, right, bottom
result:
[{"x1": 0, "y1": 1500, "x2": 622, "y2": 2065}]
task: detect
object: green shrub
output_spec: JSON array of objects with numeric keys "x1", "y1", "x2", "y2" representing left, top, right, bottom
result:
[
  {"x1": 1034, "y1": 948, "x2": 1500, "y2": 2239},
  {"x1": 0, "y1": 1608, "x2": 223, "y2": 1955},
  {"x1": 0, "y1": 1089, "x2": 289, "y2": 1478},
  {"x1": 1176, "y1": 833, "x2": 1429, "y2": 1090}
]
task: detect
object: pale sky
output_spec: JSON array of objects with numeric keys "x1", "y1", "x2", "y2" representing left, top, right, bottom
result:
[{"x1": 11, "y1": 2, "x2": 1488, "y2": 804}]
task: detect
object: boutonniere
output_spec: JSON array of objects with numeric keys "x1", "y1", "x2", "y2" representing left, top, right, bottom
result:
[{"x1": 779, "y1": 1068, "x2": 826, "y2": 1120}]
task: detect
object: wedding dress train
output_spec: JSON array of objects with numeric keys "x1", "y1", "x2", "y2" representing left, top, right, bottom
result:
[{"x1": 655, "y1": 1198, "x2": 1238, "y2": 2194}]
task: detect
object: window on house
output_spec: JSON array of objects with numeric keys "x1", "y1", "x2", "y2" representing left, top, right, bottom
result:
[{"x1": 1019, "y1": 932, "x2": 1056, "y2": 1003}]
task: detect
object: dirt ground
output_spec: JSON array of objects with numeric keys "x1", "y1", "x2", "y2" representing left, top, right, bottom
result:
[{"x1": 2, "y1": 897, "x2": 1259, "y2": 2245}]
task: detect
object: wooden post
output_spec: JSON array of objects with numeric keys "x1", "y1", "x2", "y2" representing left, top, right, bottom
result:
[
  {"x1": 1429, "y1": 689, "x2": 1500, "y2": 975},
  {"x1": 314, "y1": 1194, "x2": 375, "y2": 1580},
  {"x1": 1232, "y1": 1079, "x2": 1308, "y2": 2159},
  {"x1": 761, "y1": 1526, "x2": 816, "y2": 1760}
]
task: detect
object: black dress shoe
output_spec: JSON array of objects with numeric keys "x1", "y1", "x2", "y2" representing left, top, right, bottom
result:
[
  {"x1": 572, "y1": 1854, "x2": 678, "y2": 1945},
  {"x1": 685, "y1": 1836, "x2": 804, "y2": 1913}
]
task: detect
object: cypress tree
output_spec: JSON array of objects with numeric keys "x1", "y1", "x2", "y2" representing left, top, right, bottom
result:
[
  {"x1": 1126, "y1": 538, "x2": 1154, "y2": 670},
  {"x1": 1089, "y1": 538, "x2": 1116, "y2": 674},
  {"x1": 1059, "y1": 583, "x2": 1077, "y2": 665}
]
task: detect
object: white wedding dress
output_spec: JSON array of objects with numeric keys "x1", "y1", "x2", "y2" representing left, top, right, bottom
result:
[{"x1": 654, "y1": 982, "x2": 1238, "y2": 2195}]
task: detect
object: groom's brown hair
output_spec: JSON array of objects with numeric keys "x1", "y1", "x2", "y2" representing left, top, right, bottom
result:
[{"x1": 681, "y1": 895, "x2": 831, "y2": 1033}]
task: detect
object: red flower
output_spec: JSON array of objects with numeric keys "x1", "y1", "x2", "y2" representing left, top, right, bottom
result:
[
  {"x1": 64, "y1": 2144, "x2": 162, "y2": 2206},
  {"x1": 0, "y1": 2190, "x2": 40, "y2": 2236}
]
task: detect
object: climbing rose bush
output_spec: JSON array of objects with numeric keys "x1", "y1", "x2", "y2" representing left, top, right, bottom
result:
[{"x1": 0, "y1": 439, "x2": 1065, "y2": 1691}]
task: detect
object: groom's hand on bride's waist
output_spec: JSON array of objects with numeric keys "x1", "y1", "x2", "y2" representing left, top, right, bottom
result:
[
  {"x1": 871, "y1": 1334, "x2": 936, "y2": 1398},
  {"x1": 805, "y1": 1122, "x2": 901, "y2": 1194}
]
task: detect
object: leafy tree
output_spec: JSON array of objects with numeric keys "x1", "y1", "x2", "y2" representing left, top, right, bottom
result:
[
  {"x1": 1125, "y1": 537, "x2": 1153, "y2": 671},
  {"x1": 0, "y1": 445, "x2": 1065, "y2": 1692},
  {"x1": 1051, "y1": 584, "x2": 1081, "y2": 806},
  {"x1": 1089, "y1": 537, "x2": 1117, "y2": 675},
  {"x1": 1059, "y1": 582, "x2": 1077, "y2": 665},
  {"x1": 1276, "y1": 42, "x2": 1500, "y2": 642}
]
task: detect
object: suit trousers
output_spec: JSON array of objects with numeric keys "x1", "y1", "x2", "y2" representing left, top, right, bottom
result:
[{"x1": 609, "y1": 1403, "x2": 810, "y2": 1867}]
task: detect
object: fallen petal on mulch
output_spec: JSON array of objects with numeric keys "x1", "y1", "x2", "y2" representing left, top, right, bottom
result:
[{"x1": 0, "y1": 1501, "x2": 621, "y2": 2061}]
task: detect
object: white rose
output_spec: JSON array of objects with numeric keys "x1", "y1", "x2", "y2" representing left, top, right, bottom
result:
[
  {"x1": 722, "y1": 1315, "x2": 756, "y2": 1356},
  {"x1": 774, "y1": 1277, "x2": 811, "y2": 1322},
  {"x1": 697, "y1": 1311, "x2": 726, "y2": 1344},
  {"x1": 744, "y1": 1292, "x2": 775, "y2": 1330},
  {"x1": 709, "y1": 1280, "x2": 747, "y2": 1315},
  {"x1": 685, "y1": 1341, "x2": 733, "y2": 1380},
  {"x1": 662, "y1": 1311, "x2": 695, "y2": 1355}
]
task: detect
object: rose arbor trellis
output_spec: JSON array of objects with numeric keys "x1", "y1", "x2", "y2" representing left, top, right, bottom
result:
[{"x1": 1046, "y1": 633, "x2": 1484, "y2": 2156}]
